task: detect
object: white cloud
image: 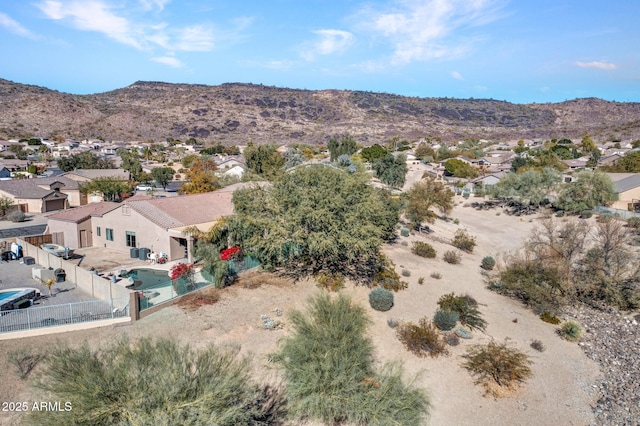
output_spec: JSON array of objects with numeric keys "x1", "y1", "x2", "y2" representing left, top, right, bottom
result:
[
  {"x1": 0, "y1": 12, "x2": 38, "y2": 39},
  {"x1": 451, "y1": 70, "x2": 464, "y2": 80},
  {"x1": 360, "y1": 0, "x2": 505, "y2": 65},
  {"x1": 152, "y1": 55, "x2": 183, "y2": 67},
  {"x1": 139, "y1": 0, "x2": 170, "y2": 12},
  {"x1": 173, "y1": 25, "x2": 214, "y2": 51},
  {"x1": 302, "y1": 29, "x2": 353, "y2": 61},
  {"x1": 575, "y1": 61, "x2": 617, "y2": 70}
]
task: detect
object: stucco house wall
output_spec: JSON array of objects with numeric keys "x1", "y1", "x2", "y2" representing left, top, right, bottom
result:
[{"x1": 612, "y1": 186, "x2": 640, "y2": 210}]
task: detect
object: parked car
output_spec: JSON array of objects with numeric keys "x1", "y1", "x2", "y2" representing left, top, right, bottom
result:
[{"x1": 135, "y1": 184, "x2": 155, "y2": 191}]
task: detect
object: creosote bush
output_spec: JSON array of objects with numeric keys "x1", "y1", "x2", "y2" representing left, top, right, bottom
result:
[
  {"x1": 411, "y1": 241, "x2": 436, "y2": 258},
  {"x1": 443, "y1": 250, "x2": 461, "y2": 264},
  {"x1": 530, "y1": 340, "x2": 545, "y2": 352},
  {"x1": 272, "y1": 293, "x2": 429, "y2": 425},
  {"x1": 29, "y1": 338, "x2": 282, "y2": 425},
  {"x1": 430, "y1": 272, "x2": 442, "y2": 280},
  {"x1": 7, "y1": 348, "x2": 45, "y2": 380},
  {"x1": 463, "y1": 340, "x2": 533, "y2": 397},
  {"x1": 438, "y1": 292, "x2": 487, "y2": 331},
  {"x1": 433, "y1": 309, "x2": 459, "y2": 331},
  {"x1": 480, "y1": 256, "x2": 496, "y2": 271},
  {"x1": 396, "y1": 318, "x2": 448, "y2": 358},
  {"x1": 560, "y1": 321, "x2": 583, "y2": 342},
  {"x1": 372, "y1": 257, "x2": 408, "y2": 292},
  {"x1": 315, "y1": 271, "x2": 345, "y2": 292},
  {"x1": 452, "y1": 229, "x2": 476, "y2": 253},
  {"x1": 539, "y1": 312, "x2": 561, "y2": 325},
  {"x1": 369, "y1": 288, "x2": 394, "y2": 311}
]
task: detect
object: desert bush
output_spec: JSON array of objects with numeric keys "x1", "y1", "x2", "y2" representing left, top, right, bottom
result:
[
  {"x1": 29, "y1": 338, "x2": 281, "y2": 425},
  {"x1": 627, "y1": 216, "x2": 640, "y2": 230},
  {"x1": 272, "y1": 293, "x2": 429, "y2": 425},
  {"x1": 579, "y1": 210, "x2": 593, "y2": 219},
  {"x1": 433, "y1": 310, "x2": 459, "y2": 331},
  {"x1": 7, "y1": 348, "x2": 45, "y2": 380},
  {"x1": 446, "y1": 334, "x2": 460, "y2": 346},
  {"x1": 396, "y1": 318, "x2": 448, "y2": 358},
  {"x1": 369, "y1": 288, "x2": 394, "y2": 311},
  {"x1": 437, "y1": 292, "x2": 487, "y2": 331},
  {"x1": 400, "y1": 227, "x2": 410, "y2": 237},
  {"x1": 418, "y1": 277, "x2": 424, "y2": 285},
  {"x1": 453, "y1": 218, "x2": 460, "y2": 225},
  {"x1": 315, "y1": 271, "x2": 345, "y2": 292},
  {"x1": 560, "y1": 321, "x2": 583, "y2": 342},
  {"x1": 539, "y1": 312, "x2": 561, "y2": 325},
  {"x1": 455, "y1": 326, "x2": 473, "y2": 339},
  {"x1": 400, "y1": 240, "x2": 409, "y2": 246},
  {"x1": 452, "y1": 229, "x2": 476, "y2": 253},
  {"x1": 530, "y1": 340, "x2": 545, "y2": 352},
  {"x1": 401, "y1": 269, "x2": 411, "y2": 277},
  {"x1": 387, "y1": 318, "x2": 399, "y2": 328},
  {"x1": 412, "y1": 241, "x2": 436, "y2": 258},
  {"x1": 480, "y1": 256, "x2": 496, "y2": 271},
  {"x1": 462, "y1": 340, "x2": 533, "y2": 397},
  {"x1": 430, "y1": 272, "x2": 442, "y2": 279},
  {"x1": 7, "y1": 210, "x2": 25, "y2": 222},
  {"x1": 372, "y1": 257, "x2": 408, "y2": 292},
  {"x1": 596, "y1": 213, "x2": 612, "y2": 223},
  {"x1": 443, "y1": 250, "x2": 461, "y2": 264}
]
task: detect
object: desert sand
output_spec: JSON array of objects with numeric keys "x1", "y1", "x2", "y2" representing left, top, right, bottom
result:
[{"x1": 0, "y1": 199, "x2": 601, "y2": 426}]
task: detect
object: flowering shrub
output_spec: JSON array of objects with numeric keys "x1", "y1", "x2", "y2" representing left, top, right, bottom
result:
[
  {"x1": 220, "y1": 246, "x2": 241, "y2": 260},
  {"x1": 170, "y1": 263, "x2": 194, "y2": 281}
]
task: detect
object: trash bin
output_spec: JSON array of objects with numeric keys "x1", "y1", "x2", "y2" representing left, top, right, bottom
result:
[
  {"x1": 130, "y1": 247, "x2": 140, "y2": 258},
  {"x1": 138, "y1": 248, "x2": 150, "y2": 261},
  {"x1": 54, "y1": 268, "x2": 66, "y2": 283}
]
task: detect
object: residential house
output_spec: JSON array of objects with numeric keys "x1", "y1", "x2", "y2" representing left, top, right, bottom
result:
[
  {"x1": 63, "y1": 168, "x2": 131, "y2": 183},
  {"x1": 0, "y1": 166, "x2": 11, "y2": 179},
  {"x1": 561, "y1": 159, "x2": 589, "y2": 170},
  {"x1": 608, "y1": 173, "x2": 640, "y2": 211},
  {"x1": 45, "y1": 202, "x2": 120, "y2": 248},
  {"x1": 0, "y1": 179, "x2": 68, "y2": 212}
]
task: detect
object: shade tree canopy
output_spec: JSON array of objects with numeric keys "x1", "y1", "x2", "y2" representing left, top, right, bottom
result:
[
  {"x1": 372, "y1": 153, "x2": 408, "y2": 188},
  {"x1": 555, "y1": 170, "x2": 617, "y2": 213},
  {"x1": 404, "y1": 178, "x2": 455, "y2": 226}
]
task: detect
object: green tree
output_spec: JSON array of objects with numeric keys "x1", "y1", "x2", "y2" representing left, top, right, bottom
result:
[
  {"x1": 79, "y1": 177, "x2": 132, "y2": 202},
  {"x1": 271, "y1": 293, "x2": 429, "y2": 425},
  {"x1": 29, "y1": 338, "x2": 280, "y2": 425},
  {"x1": 414, "y1": 143, "x2": 436, "y2": 162},
  {"x1": 601, "y1": 151, "x2": 640, "y2": 172},
  {"x1": 118, "y1": 149, "x2": 143, "y2": 181},
  {"x1": 405, "y1": 178, "x2": 455, "y2": 226},
  {"x1": 210, "y1": 165, "x2": 399, "y2": 279},
  {"x1": 444, "y1": 159, "x2": 478, "y2": 179},
  {"x1": 327, "y1": 135, "x2": 358, "y2": 161},
  {"x1": 490, "y1": 168, "x2": 561, "y2": 205},
  {"x1": 57, "y1": 152, "x2": 115, "y2": 172},
  {"x1": 373, "y1": 153, "x2": 408, "y2": 188},
  {"x1": 180, "y1": 159, "x2": 219, "y2": 194},
  {"x1": 510, "y1": 157, "x2": 530, "y2": 172},
  {"x1": 0, "y1": 195, "x2": 13, "y2": 218},
  {"x1": 556, "y1": 170, "x2": 617, "y2": 212},
  {"x1": 244, "y1": 143, "x2": 285, "y2": 179},
  {"x1": 360, "y1": 144, "x2": 388, "y2": 163},
  {"x1": 151, "y1": 167, "x2": 175, "y2": 190},
  {"x1": 581, "y1": 135, "x2": 597, "y2": 154}
]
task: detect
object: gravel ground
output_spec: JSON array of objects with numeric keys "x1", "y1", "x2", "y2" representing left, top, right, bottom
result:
[{"x1": 567, "y1": 305, "x2": 640, "y2": 425}]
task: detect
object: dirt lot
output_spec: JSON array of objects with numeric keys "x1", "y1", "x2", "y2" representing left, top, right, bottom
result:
[{"x1": 0, "y1": 199, "x2": 601, "y2": 426}]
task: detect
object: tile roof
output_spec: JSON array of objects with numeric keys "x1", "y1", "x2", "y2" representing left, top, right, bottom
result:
[
  {"x1": 63, "y1": 169, "x2": 130, "y2": 180},
  {"x1": 46, "y1": 202, "x2": 120, "y2": 223},
  {"x1": 125, "y1": 191, "x2": 235, "y2": 229},
  {"x1": 612, "y1": 174, "x2": 640, "y2": 193},
  {"x1": 0, "y1": 179, "x2": 56, "y2": 199}
]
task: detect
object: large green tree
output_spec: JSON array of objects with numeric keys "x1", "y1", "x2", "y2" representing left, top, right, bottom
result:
[
  {"x1": 79, "y1": 177, "x2": 132, "y2": 202},
  {"x1": 243, "y1": 143, "x2": 285, "y2": 179},
  {"x1": 151, "y1": 167, "x2": 175, "y2": 190},
  {"x1": 57, "y1": 152, "x2": 114, "y2": 172},
  {"x1": 118, "y1": 149, "x2": 143, "y2": 181},
  {"x1": 327, "y1": 135, "x2": 358, "y2": 161},
  {"x1": 405, "y1": 178, "x2": 455, "y2": 226},
  {"x1": 373, "y1": 153, "x2": 408, "y2": 188},
  {"x1": 490, "y1": 168, "x2": 561, "y2": 205},
  {"x1": 444, "y1": 159, "x2": 478, "y2": 179},
  {"x1": 180, "y1": 159, "x2": 219, "y2": 194},
  {"x1": 555, "y1": 170, "x2": 617, "y2": 212},
  {"x1": 602, "y1": 151, "x2": 640, "y2": 172},
  {"x1": 360, "y1": 144, "x2": 387, "y2": 163},
  {"x1": 207, "y1": 165, "x2": 399, "y2": 279}
]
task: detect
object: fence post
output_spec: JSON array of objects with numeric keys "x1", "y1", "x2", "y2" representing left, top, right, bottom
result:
[
  {"x1": 110, "y1": 297, "x2": 114, "y2": 318},
  {"x1": 27, "y1": 309, "x2": 31, "y2": 330},
  {"x1": 69, "y1": 303, "x2": 73, "y2": 324}
]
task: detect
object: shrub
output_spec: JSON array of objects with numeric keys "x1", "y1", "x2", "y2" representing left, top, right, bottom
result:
[
  {"x1": 315, "y1": 271, "x2": 345, "y2": 292},
  {"x1": 401, "y1": 269, "x2": 411, "y2": 277},
  {"x1": 579, "y1": 210, "x2": 593, "y2": 219},
  {"x1": 452, "y1": 229, "x2": 476, "y2": 253},
  {"x1": 530, "y1": 340, "x2": 545, "y2": 352},
  {"x1": 481, "y1": 256, "x2": 496, "y2": 271},
  {"x1": 400, "y1": 227, "x2": 410, "y2": 237},
  {"x1": 453, "y1": 218, "x2": 460, "y2": 225},
  {"x1": 418, "y1": 277, "x2": 424, "y2": 285},
  {"x1": 437, "y1": 292, "x2": 487, "y2": 331},
  {"x1": 369, "y1": 288, "x2": 394, "y2": 311},
  {"x1": 29, "y1": 338, "x2": 281, "y2": 425},
  {"x1": 7, "y1": 348, "x2": 45, "y2": 380},
  {"x1": 430, "y1": 272, "x2": 442, "y2": 279},
  {"x1": 272, "y1": 293, "x2": 430, "y2": 425},
  {"x1": 433, "y1": 309, "x2": 459, "y2": 331},
  {"x1": 560, "y1": 321, "x2": 583, "y2": 342},
  {"x1": 372, "y1": 257, "x2": 408, "y2": 292},
  {"x1": 400, "y1": 241, "x2": 409, "y2": 246},
  {"x1": 446, "y1": 334, "x2": 460, "y2": 346},
  {"x1": 455, "y1": 326, "x2": 473, "y2": 339},
  {"x1": 462, "y1": 340, "x2": 533, "y2": 397},
  {"x1": 627, "y1": 216, "x2": 640, "y2": 230},
  {"x1": 412, "y1": 241, "x2": 436, "y2": 258},
  {"x1": 539, "y1": 312, "x2": 561, "y2": 325},
  {"x1": 443, "y1": 250, "x2": 461, "y2": 264},
  {"x1": 387, "y1": 318, "x2": 399, "y2": 328},
  {"x1": 396, "y1": 318, "x2": 448, "y2": 358},
  {"x1": 7, "y1": 210, "x2": 25, "y2": 222}
]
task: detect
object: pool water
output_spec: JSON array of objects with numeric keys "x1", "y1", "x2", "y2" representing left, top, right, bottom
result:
[
  {"x1": 0, "y1": 291, "x2": 20, "y2": 301},
  {"x1": 122, "y1": 268, "x2": 171, "y2": 290}
]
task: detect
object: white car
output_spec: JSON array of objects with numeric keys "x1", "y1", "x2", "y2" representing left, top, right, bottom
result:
[{"x1": 135, "y1": 184, "x2": 154, "y2": 191}]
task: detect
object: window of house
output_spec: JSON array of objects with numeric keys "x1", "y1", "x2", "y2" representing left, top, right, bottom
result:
[
  {"x1": 106, "y1": 228, "x2": 114, "y2": 241},
  {"x1": 126, "y1": 231, "x2": 136, "y2": 248},
  {"x1": 96, "y1": 226, "x2": 101, "y2": 237}
]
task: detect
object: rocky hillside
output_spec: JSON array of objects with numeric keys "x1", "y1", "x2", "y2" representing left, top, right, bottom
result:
[{"x1": 1, "y1": 78, "x2": 640, "y2": 145}]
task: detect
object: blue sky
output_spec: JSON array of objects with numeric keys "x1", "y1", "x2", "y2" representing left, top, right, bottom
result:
[{"x1": 1, "y1": 0, "x2": 638, "y2": 103}]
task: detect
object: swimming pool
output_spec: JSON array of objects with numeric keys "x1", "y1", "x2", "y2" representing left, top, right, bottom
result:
[
  {"x1": 0, "y1": 288, "x2": 40, "y2": 311},
  {"x1": 122, "y1": 268, "x2": 171, "y2": 290},
  {"x1": 0, "y1": 291, "x2": 20, "y2": 301}
]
